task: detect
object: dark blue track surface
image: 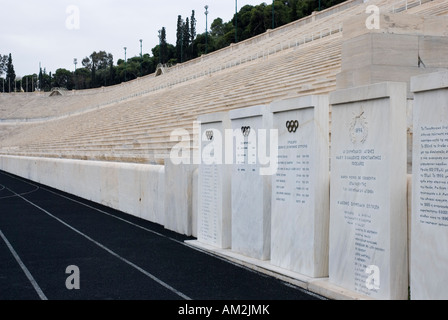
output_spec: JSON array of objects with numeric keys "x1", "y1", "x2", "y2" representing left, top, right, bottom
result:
[{"x1": 0, "y1": 170, "x2": 325, "y2": 306}]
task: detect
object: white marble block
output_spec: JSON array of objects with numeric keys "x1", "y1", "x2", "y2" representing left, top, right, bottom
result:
[
  {"x1": 329, "y1": 82, "x2": 408, "y2": 299},
  {"x1": 164, "y1": 159, "x2": 197, "y2": 236},
  {"x1": 229, "y1": 105, "x2": 272, "y2": 260},
  {"x1": 410, "y1": 71, "x2": 448, "y2": 300},
  {"x1": 197, "y1": 112, "x2": 232, "y2": 249},
  {"x1": 269, "y1": 95, "x2": 330, "y2": 277}
]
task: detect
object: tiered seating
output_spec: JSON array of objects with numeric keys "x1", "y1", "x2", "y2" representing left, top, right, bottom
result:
[
  {"x1": 388, "y1": 0, "x2": 432, "y2": 13},
  {"x1": 0, "y1": 34, "x2": 342, "y2": 164},
  {"x1": 406, "y1": 0, "x2": 448, "y2": 16},
  {"x1": 0, "y1": 0, "x2": 445, "y2": 164}
]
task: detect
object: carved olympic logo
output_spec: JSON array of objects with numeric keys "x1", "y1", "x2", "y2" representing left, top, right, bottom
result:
[
  {"x1": 286, "y1": 120, "x2": 299, "y2": 133},
  {"x1": 241, "y1": 126, "x2": 251, "y2": 137},
  {"x1": 205, "y1": 130, "x2": 214, "y2": 141}
]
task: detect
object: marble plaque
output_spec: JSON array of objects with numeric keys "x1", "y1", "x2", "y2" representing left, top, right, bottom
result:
[
  {"x1": 329, "y1": 82, "x2": 408, "y2": 299},
  {"x1": 269, "y1": 95, "x2": 330, "y2": 277},
  {"x1": 229, "y1": 105, "x2": 272, "y2": 260},
  {"x1": 410, "y1": 71, "x2": 448, "y2": 300},
  {"x1": 197, "y1": 112, "x2": 231, "y2": 249}
]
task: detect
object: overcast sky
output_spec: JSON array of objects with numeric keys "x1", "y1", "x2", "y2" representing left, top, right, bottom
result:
[{"x1": 1, "y1": 0, "x2": 266, "y2": 77}]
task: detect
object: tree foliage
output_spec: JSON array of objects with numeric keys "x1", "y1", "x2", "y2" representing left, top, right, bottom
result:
[
  {"x1": 21, "y1": 74, "x2": 38, "y2": 92},
  {"x1": 4, "y1": 54, "x2": 16, "y2": 93},
  {"x1": 54, "y1": 68, "x2": 74, "y2": 90},
  {"x1": 38, "y1": 67, "x2": 52, "y2": 92},
  {"x1": 0, "y1": 54, "x2": 8, "y2": 77}
]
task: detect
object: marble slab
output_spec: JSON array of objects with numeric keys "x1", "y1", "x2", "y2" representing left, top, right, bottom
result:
[
  {"x1": 229, "y1": 105, "x2": 272, "y2": 260},
  {"x1": 329, "y1": 82, "x2": 408, "y2": 299},
  {"x1": 269, "y1": 95, "x2": 330, "y2": 277},
  {"x1": 197, "y1": 112, "x2": 232, "y2": 248},
  {"x1": 164, "y1": 159, "x2": 197, "y2": 236},
  {"x1": 410, "y1": 71, "x2": 448, "y2": 300}
]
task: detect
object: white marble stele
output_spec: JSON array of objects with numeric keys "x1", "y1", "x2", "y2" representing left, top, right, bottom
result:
[
  {"x1": 410, "y1": 71, "x2": 448, "y2": 300},
  {"x1": 229, "y1": 105, "x2": 272, "y2": 260},
  {"x1": 269, "y1": 95, "x2": 330, "y2": 277},
  {"x1": 197, "y1": 112, "x2": 232, "y2": 249},
  {"x1": 329, "y1": 82, "x2": 408, "y2": 300}
]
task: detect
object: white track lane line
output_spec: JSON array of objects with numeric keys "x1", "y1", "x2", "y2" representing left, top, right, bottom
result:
[
  {"x1": 0, "y1": 172, "x2": 181, "y2": 243},
  {"x1": 1, "y1": 172, "x2": 321, "y2": 295},
  {"x1": 0, "y1": 183, "x2": 39, "y2": 200},
  {"x1": 1, "y1": 172, "x2": 273, "y2": 277},
  {"x1": 0, "y1": 172, "x2": 289, "y2": 278},
  {"x1": 4, "y1": 185, "x2": 191, "y2": 300},
  {"x1": 0, "y1": 229, "x2": 48, "y2": 300},
  {"x1": 41, "y1": 186, "x2": 180, "y2": 242}
]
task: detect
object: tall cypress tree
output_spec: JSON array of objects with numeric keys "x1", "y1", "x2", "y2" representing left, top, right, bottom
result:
[
  {"x1": 160, "y1": 27, "x2": 167, "y2": 64},
  {"x1": 0, "y1": 54, "x2": 8, "y2": 78},
  {"x1": 39, "y1": 67, "x2": 43, "y2": 91},
  {"x1": 176, "y1": 15, "x2": 184, "y2": 63},
  {"x1": 190, "y1": 11, "x2": 196, "y2": 59},
  {"x1": 5, "y1": 53, "x2": 15, "y2": 93},
  {"x1": 190, "y1": 10, "x2": 196, "y2": 44},
  {"x1": 109, "y1": 59, "x2": 115, "y2": 86},
  {"x1": 183, "y1": 18, "x2": 190, "y2": 61}
]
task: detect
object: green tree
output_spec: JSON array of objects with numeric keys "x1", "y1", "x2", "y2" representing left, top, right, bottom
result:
[
  {"x1": 73, "y1": 67, "x2": 91, "y2": 89},
  {"x1": 37, "y1": 68, "x2": 52, "y2": 92},
  {"x1": 115, "y1": 59, "x2": 125, "y2": 83},
  {"x1": 236, "y1": 5, "x2": 255, "y2": 41},
  {"x1": 247, "y1": 4, "x2": 267, "y2": 37},
  {"x1": 0, "y1": 54, "x2": 8, "y2": 77},
  {"x1": 141, "y1": 53, "x2": 156, "y2": 76},
  {"x1": 288, "y1": 0, "x2": 299, "y2": 22},
  {"x1": 210, "y1": 17, "x2": 226, "y2": 38},
  {"x1": 159, "y1": 27, "x2": 168, "y2": 64},
  {"x1": 295, "y1": 0, "x2": 316, "y2": 19},
  {"x1": 192, "y1": 33, "x2": 213, "y2": 57},
  {"x1": 82, "y1": 51, "x2": 113, "y2": 87},
  {"x1": 190, "y1": 10, "x2": 196, "y2": 58},
  {"x1": 175, "y1": 9, "x2": 199, "y2": 63},
  {"x1": 210, "y1": 18, "x2": 233, "y2": 50},
  {"x1": 271, "y1": 1, "x2": 292, "y2": 29},
  {"x1": 108, "y1": 59, "x2": 116, "y2": 85},
  {"x1": 126, "y1": 57, "x2": 145, "y2": 80},
  {"x1": 190, "y1": 10, "x2": 196, "y2": 44},
  {"x1": 96, "y1": 61, "x2": 114, "y2": 86},
  {"x1": 5, "y1": 53, "x2": 16, "y2": 93},
  {"x1": 15, "y1": 78, "x2": 23, "y2": 92},
  {"x1": 183, "y1": 18, "x2": 190, "y2": 61},
  {"x1": 54, "y1": 68, "x2": 74, "y2": 90},
  {"x1": 176, "y1": 15, "x2": 184, "y2": 62},
  {"x1": 325, "y1": 0, "x2": 347, "y2": 10},
  {"x1": 21, "y1": 74, "x2": 38, "y2": 92}
]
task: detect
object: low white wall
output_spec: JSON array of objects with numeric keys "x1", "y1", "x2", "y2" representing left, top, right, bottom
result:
[{"x1": 0, "y1": 155, "x2": 165, "y2": 226}]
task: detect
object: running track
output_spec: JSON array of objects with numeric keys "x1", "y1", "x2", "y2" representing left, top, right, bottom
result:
[{"x1": 0, "y1": 170, "x2": 325, "y2": 302}]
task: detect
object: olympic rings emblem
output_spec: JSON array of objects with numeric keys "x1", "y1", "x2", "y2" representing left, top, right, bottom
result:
[
  {"x1": 205, "y1": 130, "x2": 214, "y2": 141},
  {"x1": 286, "y1": 120, "x2": 299, "y2": 133},
  {"x1": 241, "y1": 126, "x2": 251, "y2": 137}
]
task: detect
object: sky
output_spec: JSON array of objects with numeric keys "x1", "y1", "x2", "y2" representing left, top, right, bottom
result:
[{"x1": 1, "y1": 0, "x2": 267, "y2": 77}]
